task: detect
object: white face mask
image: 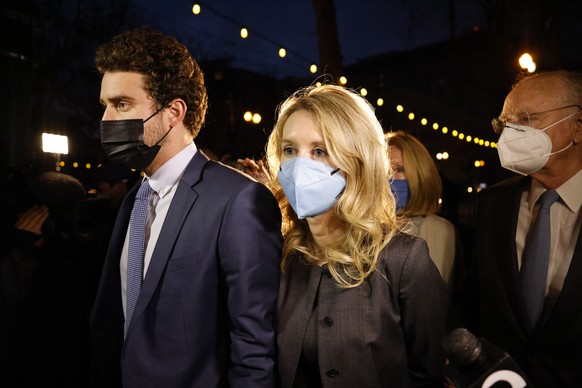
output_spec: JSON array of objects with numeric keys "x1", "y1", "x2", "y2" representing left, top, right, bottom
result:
[
  {"x1": 497, "y1": 111, "x2": 576, "y2": 175},
  {"x1": 277, "y1": 157, "x2": 346, "y2": 219}
]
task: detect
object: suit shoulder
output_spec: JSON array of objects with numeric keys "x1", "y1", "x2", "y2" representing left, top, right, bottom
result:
[
  {"x1": 481, "y1": 175, "x2": 528, "y2": 195},
  {"x1": 382, "y1": 233, "x2": 429, "y2": 265},
  {"x1": 200, "y1": 160, "x2": 262, "y2": 190},
  {"x1": 380, "y1": 233, "x2": 442, "y2": 284},
  {"x1": 205, "y1": 160, "x2": 252, "y2": 181},
  {"x1": 389, "y1": 231, "x2": 427, "y2": 247},
  {"x1": 196, "y1": 160, "x2": 276, "y2": 203},
  {"x1": 475, "y1": 176, "x2": 525, "y2": 205}
]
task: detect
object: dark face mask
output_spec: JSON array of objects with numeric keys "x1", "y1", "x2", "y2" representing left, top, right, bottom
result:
[{"x1": 100, "y1": 107, "x2": 172, "y2": 170}]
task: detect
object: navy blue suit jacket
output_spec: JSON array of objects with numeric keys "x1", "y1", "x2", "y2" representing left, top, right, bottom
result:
[
  {"x1": 457, "y1": 176, "x2": 582, "y2": 387},
  {"x1": 89, "y1": 151, "x2": 282, "y2": 388}
]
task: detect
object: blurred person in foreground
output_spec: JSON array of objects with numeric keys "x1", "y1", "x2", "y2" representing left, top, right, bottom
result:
[
  {"x1": 0, "y1": 171, "x2": 105, "y2": 388},
  {"x1": 263, "y1": 84, "x2": 447, "y2": 387},
  {"x1": 385, "y1": 131, "x2": 463, "y2": 294},
  {"x1": 454, "y1": 70, "x2": 582, "y2": 386},
  {"x1": 90, "y1": 28, "x2": 282, "y2": 388}
]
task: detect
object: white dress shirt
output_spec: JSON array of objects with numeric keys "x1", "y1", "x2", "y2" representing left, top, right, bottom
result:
[
  {"x1": 121, "y1": 142, "x2": 198, "y2": 318},
  {"x1": 516, "y1": 169, "x2": 582, "y2": 299}
]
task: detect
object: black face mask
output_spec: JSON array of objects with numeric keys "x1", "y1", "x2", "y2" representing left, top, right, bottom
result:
[{"x1": 100, "y1": 107, "x2": 172, "y2": 170}]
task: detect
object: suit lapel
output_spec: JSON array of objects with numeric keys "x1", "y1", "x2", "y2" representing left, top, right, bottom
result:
[
  {"x1": 111, "y1": 183, "x2": 139, "y2": 258},
  {"x1": 101, "y1": 182, "x2": 138, "y2": 296},
  {"x1": 130, "y1": 152, "x2": 208, "y2": 330},
  {"x1": 92, "y1": 182, "x2": 138, "y2": 335},
  {"x1": 494, "y1": 177, "x2": 533, "y2": 335},
  {"x1": 278, "y1": 258, "x2": 323, "y2": 387},
  {"x1": 542, "y1": 226, "x2": 582, "y2": 332}
]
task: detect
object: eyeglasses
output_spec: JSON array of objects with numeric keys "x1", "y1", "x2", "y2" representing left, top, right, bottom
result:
[{"x1": 491, "y1": 104, "x2": 581, "y2": 135}]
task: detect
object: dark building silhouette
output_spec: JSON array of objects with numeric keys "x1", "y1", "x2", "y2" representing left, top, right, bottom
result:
[{"x1": 1, "y1": 5, "x2": 40, "y2": 170}]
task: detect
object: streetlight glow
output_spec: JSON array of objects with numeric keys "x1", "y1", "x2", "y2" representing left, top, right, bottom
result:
[{"x1": 519, "y1": 53, "x2": 536, "y2": 73}]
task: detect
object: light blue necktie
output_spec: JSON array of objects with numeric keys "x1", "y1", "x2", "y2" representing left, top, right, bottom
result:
[
  {"x1": 126, "y1": 179, "x2": 155, "y2": 333},
  {"x1": 520, "y1": 189, "x2": 559, "y2": 328}
]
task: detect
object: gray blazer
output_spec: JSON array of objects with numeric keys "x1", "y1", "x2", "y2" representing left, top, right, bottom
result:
[{"x1": 277, "y1": 233, "x2": 447, "y2": 388}]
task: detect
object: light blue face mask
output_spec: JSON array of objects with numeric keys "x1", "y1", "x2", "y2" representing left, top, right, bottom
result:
[
  {"x1": 390, "y1": 179, "x2": 410, "y2": 211},
  {"x1": 277, "y1": 157, "x2": 346, "y2": 219}
]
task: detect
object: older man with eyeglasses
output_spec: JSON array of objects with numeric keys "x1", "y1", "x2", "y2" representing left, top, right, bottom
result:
[{"x1": 451, "y1": 70, "x2": 582, "y2": 387}]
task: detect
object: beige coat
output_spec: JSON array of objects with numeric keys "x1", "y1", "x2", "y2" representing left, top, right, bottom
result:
[{"x1": 406, "y1": 214, "x2": 460, "y2": 285}]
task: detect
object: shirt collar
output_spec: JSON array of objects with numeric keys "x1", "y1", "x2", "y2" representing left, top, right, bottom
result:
[
  {"x1": 529, "y1": 169, "x2": 582, "y2": 213},
  {"x1": 144, "y1": 142, "x2": 197, "y2": 198}
]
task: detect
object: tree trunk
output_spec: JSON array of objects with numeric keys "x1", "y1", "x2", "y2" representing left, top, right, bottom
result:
[{"x1": 312, "y1": 0, "x2": 343, "y2": 84}]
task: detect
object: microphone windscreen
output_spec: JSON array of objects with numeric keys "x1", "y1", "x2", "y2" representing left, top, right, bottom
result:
[{"x1": 443, "y1": 328, "x2": 483, "y2": 366}]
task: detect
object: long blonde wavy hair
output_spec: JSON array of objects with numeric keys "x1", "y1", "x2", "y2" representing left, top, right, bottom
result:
[{"x1": 265, "y1": 84, "x2": 400, "y2": 288}]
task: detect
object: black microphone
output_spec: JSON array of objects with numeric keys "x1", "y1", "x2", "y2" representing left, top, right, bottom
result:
[{"x1": 442, "y1": 328, "x2": 533, "y2": 388}]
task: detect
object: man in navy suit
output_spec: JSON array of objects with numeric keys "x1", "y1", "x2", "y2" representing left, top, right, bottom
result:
[
  {"x1": 89, "y1": 28, "x2": 282, "y2": 388},
  {"x1": 454, "y1": 70, "x2": 582, "y2": 387}
]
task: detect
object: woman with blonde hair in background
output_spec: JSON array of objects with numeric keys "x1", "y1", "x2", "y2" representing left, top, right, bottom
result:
[
  {"x1": 385, "y1": 130, "x2": 463, "y2": 291},
  {"x1": 263, "y1": 84, "x2": 447, "y2": 387}
]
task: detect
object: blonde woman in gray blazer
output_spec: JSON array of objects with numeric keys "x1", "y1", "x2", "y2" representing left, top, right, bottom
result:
[{"x1": 263, "y1": 84, "x2": 448, "y2": 387}]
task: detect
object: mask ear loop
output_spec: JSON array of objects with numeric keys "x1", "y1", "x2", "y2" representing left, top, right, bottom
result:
[
  {"x1": 144, "y1": 104, "x2": 174, "y2": 146},
  {"x1": 541, "y1": 111, "x2": 579, "y2": 157},
  {"x1": 143, "y1": 105, "x2": 169, "y2": 123},
  {"x1": 152, "y1": 126, "x2": 174, "y2": 147},
  {"x1": 540, "y1": 110, "x2": 580, "y2": 132},
  {"x1": 328, "y1": 168, "x2": 345, "y2": 199},
  {"x1": 546, "y1": 141, "x2": 573, "y2": 157}
]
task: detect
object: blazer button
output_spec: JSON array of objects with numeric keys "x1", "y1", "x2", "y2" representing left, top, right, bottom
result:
[
  {"x1": 325, "y1": 369, "x2": 340, "y2": 378},
  {"x1": 324, "y1": 316, "x2": 334, "y2": 327}
]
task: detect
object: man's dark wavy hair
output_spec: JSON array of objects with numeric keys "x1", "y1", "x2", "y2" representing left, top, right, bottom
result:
[{"x1": 95, "y1": 28, "x2": 208, "y2": 137}]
